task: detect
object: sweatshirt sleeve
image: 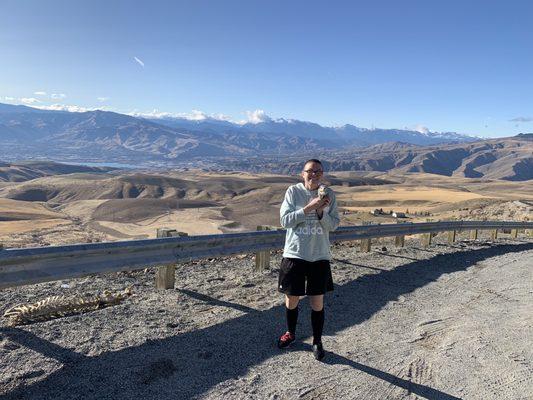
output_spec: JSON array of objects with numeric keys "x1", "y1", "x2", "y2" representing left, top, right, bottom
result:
[
  {"x1": 318, "y1": 190, "x2": 340, "y2": 231},
  {"x1": 280, "y1": 186, "x2": 306, "y2": 229}
]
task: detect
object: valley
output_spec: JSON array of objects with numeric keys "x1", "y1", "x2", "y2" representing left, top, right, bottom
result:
[{"x1": 0, "y1": 163, "x2": 530, "y2": 249}]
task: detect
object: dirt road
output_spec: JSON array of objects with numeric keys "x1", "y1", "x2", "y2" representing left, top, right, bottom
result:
[{"x1": 1, "y1": 236, "x2": 532, "y2": 399}]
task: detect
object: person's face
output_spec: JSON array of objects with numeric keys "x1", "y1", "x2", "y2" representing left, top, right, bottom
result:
[{"x1": 301, "y1": 161, "x2": 323, "y2": 189}]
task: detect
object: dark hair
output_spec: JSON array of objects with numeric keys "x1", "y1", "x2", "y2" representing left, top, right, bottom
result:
[{"x1": 303, "y1": 159, "x2": 323, "y2": 170}]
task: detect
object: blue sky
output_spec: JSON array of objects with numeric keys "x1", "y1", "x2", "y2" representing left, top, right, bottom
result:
[{"x1": 1, "y1": 0, "x2": 532, "y2": 138}]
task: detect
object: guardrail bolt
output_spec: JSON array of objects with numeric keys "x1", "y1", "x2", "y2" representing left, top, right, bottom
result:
[{"x1": 255, "y1": 225, "x2": 271, "y2": 272}]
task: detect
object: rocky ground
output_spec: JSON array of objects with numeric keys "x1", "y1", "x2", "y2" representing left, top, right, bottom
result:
[{"x1": 0, "y1": 232, "x2": 532, "y2": 399}]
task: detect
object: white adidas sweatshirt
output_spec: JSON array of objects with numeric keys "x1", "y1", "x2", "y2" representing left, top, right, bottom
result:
[{"x1": 280, "y1": 182, "x2": 340, "y2": 262}]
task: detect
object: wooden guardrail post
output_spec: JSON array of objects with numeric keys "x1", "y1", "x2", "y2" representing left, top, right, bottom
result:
[
  {"x1": 511, "y1": 229, "x2": 518, "y2": 239},
  {"x1": 394, "y1": 235, "x2": 405, "y2": 247},
  {"x1": 447, "y1": 230, "x2": 456, "y2": 244},
  {"x1": 470, "y1": 229, "x2": 478, "y2": 240},
  {"x1": 446, "y1": 218, "x2": 457, "y2": 244},
  {"x1": 421, "y1": 219, "x2": 433, "y2": 247},
  {"x1": 490, "y1": 229, "x2": 498, "y2": 241},
  {"x1": 421, "y1": 233, "x2": 432, "y2": 247},
  {"x1": 428, "y1": 219, "x2": 438, "y2": 239},
  {"x1": 360, "y1": 238, "x2": 371, "y2": 252},
  {"x1": 394, "y1": 221, "x2": 405, "y2": 248},
  {"x1": 360, "y1": 221, "x2": 372, "y2": 252},
  {"x1": 155, "y1": 228, "x2": 188, "y2": 289},
  {"x1": 255, "y1": 225, "x2": 271, "y2": 272}
]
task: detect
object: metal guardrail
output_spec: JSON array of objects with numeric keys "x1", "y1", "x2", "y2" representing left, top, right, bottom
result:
[{"x1": 0, "y1": 220, "x2": 532, "y2": 289}]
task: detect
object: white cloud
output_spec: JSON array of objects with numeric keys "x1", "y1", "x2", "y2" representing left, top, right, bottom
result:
[
  {"x1": 34, "y1": 91, "x2": 47, "y2": 96},
  {"x1": 32, "y1": 103, "x2": 102, "y2": 112},
  {"x1": 188, "y1": 110, "x2": 209, "y2": 121},
  {"x1": 135, "y1": 108, "x2": 276, "y2": 125},
  {"x1": 243, "y1": 109, "x2": 272, "y2": 124},
  {"x1": 509, "y1": 116, "x2": 533, "y2": 122},
  {"x1": 413, "y1": 124, "x2": 430, "y2": 134},
  {"x1": 97, "y1": 97, "x2": 109, "y2": 102},
  {"x1": 20, "y1": 97, "x2": 41, "y2": 104},
  {"x1": 51, "y1": 93, "x2": 67, "y2": 100},
  {"x1": 211, "y1": 113, "x2": 233, "y2": 121},
  {"x1": 129, "y1": 109, "x2": 234, "y2": 122},
  {"x1": 129, "y1": 109, "x2": 173, "y2": 119},
  {"x1": 4, "y1": 96, "x2": 15, "y2": 101},
  {"x1": 134, "y1": 56, "x2": 145, "y2": 68}
]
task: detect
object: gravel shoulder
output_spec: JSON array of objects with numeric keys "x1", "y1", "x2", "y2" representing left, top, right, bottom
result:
[{"x1": 1, "y1": 234, "x2": 532, "y2": 399}]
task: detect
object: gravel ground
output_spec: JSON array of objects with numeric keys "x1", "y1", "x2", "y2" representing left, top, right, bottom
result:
[{"x1": 0, "y1": 233, "x2": 532, "y2": 400}]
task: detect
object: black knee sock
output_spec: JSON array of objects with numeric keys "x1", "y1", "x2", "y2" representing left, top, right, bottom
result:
[
  {"x1": 286, "y1": 306, "x2": 299, "y2": 335},
  {"x1": 311, "y1": 309, "x2": 325, "y2": 345}
]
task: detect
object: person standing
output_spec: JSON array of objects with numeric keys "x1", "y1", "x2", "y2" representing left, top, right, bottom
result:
[{"x1": 277, "y1": 159, "x2": 339, "y2": 360}]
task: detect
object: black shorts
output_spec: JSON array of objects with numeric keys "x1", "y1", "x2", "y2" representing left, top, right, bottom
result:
[{"x1": 278, "y1": 257, "x2": 334, "y2": 296}]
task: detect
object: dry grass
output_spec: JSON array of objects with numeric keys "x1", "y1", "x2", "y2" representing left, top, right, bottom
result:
[
  {"x1": 0, "y1": 198, "x2": 64, "y2": 219},
  {"x1": 0, "y1": 219, "x2": 71, "y2": 235},
  {"x1": 97, "y1": 208, "x2": 228, "y2": 238},
  {"x1": 337, "y1": 186, "x2": 487, "y2": 212},
  {"x1": 0, "y1": 170, "x2": 531, "y2": 247}
]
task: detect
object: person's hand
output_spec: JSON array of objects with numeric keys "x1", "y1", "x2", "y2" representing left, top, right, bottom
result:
[
  {"x1": 316, "y1": 196, "x2": 331, "y2": 213},
  {"x1": 316, "y1": 196, "x2": 331, "y2": 218},
  {"x1": 303, "y1": 196, "x2": 328, "y2": 214}
]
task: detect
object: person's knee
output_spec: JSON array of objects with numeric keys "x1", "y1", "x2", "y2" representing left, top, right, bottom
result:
[
  {"x1": 285, "y1": 295, "x2": 300, "y2": 309},
  {"x1": 309, "y1": 295, "x2": 324, "y2": 311}
]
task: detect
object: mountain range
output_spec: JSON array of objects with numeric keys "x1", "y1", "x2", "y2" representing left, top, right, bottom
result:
[
  {"x1": 0, "y1": 103, "x2": 531, "y2": 181},
  {"x1": 222, "y1": 135, "x2": 532, "y2": 181},
  {"x1": 145, "y1": 114, "x2": 475, "y2": 147},
  {"x1": 0, "y1": 103, "x2": 476, "y2": 162}
]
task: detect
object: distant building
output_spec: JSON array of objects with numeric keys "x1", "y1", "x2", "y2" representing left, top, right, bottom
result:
[
  {"x1": 392, "y1": 212, "x2": 406, "y2": 218},
  {"x1": 370, "y1": 209, "x2": 383, "y2": 215}
]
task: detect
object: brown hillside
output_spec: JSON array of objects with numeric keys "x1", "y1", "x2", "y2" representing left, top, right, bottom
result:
[{"x1": 0, "y1": 161, "x2": 113, "y2": 182}]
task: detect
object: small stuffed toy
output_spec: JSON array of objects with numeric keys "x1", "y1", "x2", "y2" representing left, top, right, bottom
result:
[{"x1": 318, "y1": 184, "x2": 327, "y2": 199}]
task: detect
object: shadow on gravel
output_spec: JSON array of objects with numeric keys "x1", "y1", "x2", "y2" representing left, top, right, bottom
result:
[
  {"x1": 371, "y1": 251, "x2": 419, "y2": 261},
  {"x1": 322, "y1": 350, "x2": 462, "y2": 400},
  {"x1": 333, "y1": 257, "x2": 388, "y2": 271},
  {"x1": 176, "y1": 288, "x2": 261, "y2": 315},
  {"x1": 2, "y1": 242, "x2": 532, "y2": 399}
]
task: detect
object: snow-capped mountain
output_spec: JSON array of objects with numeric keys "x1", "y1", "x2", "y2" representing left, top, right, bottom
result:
[
  {"x1": 0, "y1": 102, "x2": 479, "y2": 163},
  {"x1": 147, "y1": 114, "x2": 478, "y2": 147}
]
